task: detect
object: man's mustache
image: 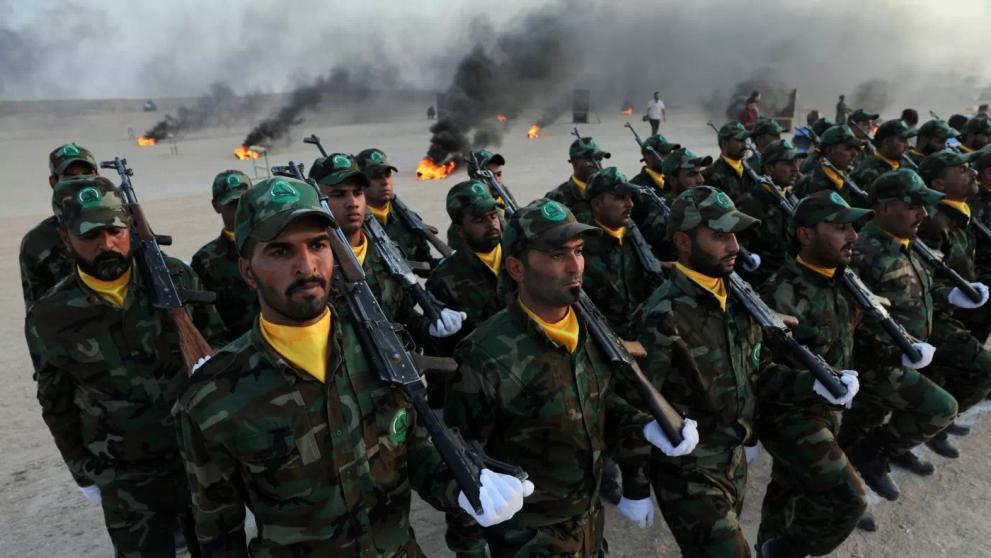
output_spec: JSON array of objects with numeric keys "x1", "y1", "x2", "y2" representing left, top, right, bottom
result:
[{"x1": 286, "y1": 276, "x2": 327, "y2": 297}]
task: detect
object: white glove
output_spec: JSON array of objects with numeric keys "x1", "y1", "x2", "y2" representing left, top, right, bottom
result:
[
  {"x1": 428, "y1": 309, "x2": 467, "y2": 338},
  {"x1": 948, "y1": 282, "x2": 989, "y2": 309},
  {"x1": 813, "y1": 370, "x2": 859, "y2": 408},
  {"x1": 745, "y1": 445, "x2": 760, "y2": 464},
  {"x1": 901, "y1": 342, "x2": 935, "y2": 369},
  {"x1": 190, "y1": 355, "x2": 211, "y2": 375},
  {"x1": 741, "y1": 252, "x2": 761, "y2": 272},
  {"x1": 79, "y1": 484, "x2": 101, "y2": 505},
  {"x1": 457, "y1": 469, "x2": 535, "y2": 528},
  {"x1": 644, "y1": 418, "x2": 699, "y2": 457},
  {"x1": 616, "y1": 497, "x2": 655, "y2": 528}
]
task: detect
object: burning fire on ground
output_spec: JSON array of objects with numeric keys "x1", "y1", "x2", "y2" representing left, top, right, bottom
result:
[
  {"x1": 496, "y1": 114, "x2": 508, "y2": 122},
  {"x1": 622, "y1": 107, "x2": 634, "y2": 115},
  {"x1": 234, "y1": 145, "x2": 262, "y2": 160},
  {"x1": 527, "y1": 124, "x2": 541, "y2": 139},
  {"x1": 416, "y1": 157, "x2": 455, "y2": 180},
  {"x1": 137, "y1": 136, "x2": 157, "y2": 147}
]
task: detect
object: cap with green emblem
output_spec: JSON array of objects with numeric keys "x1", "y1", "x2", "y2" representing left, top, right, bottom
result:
[
  {"x1": 918, "y1": 119, "x2": 960, "y2": 141},
  {"x1": 642, "y1": 134, "x2": 681, "y2": 155},
  {"x1": 811, "y1": 117, "x2": 835, "y2": 138},
  {"x1": 820, "y1": 125, "x2": 866, "y2": 148},
  {"x1": 52, "y1": 176, "x2": 130, "y2": 235},
  {"x1": 752, "y1": 118, "x2": 785, "y2": 137},
  {"x1": 666, "y1": 185, "x2": 760, "y2": 239},
  {"x1": 964, "y1": 116, "x2": 991, "y2": 136},
  {"x1": 234, "y1": 177, "x2": 337, "y2": 256},
  {"x1": 584, "y1": 167, "x2": 640, "y2": 200},
  {"x1": 873, "y1": 119, "x2": 918, "y2": 143},
  {"x1": 355, "y1": 148, "x2": 399, "y2": 176},
  {"x1": 973, "y1": 145, "x2": 991, "y2": 173},
  {"x1": 792, "y1": 190, "x2": 873, "y2": 229},
  {"x1": 446, "y1": 180, "x2": 498, "y2": 222},
  {"x1": 502, "y1": 199, "x2": 599, "y2": 256},
  {"x1": 761, "y1": 139, "x2": 809, "y2": 166},
  {"x1": 211, "y1": 170, "x2": 252, "y2": 205},
  {"x1": 467, "y1": 149, "x2": 507, "y2": 178},
  {"x1": 918, "y1": 149, "x2": 979, "y2": 183},
  {"x1": 848, "y1": 109, "x2": 880, "y2": 124},
  {"x1": 718, "y1": 121, "x2": 751, "y2": 141},
  {"x1": 661, "y1": 148, "x2": 713, "y2": 176},
  {"x1": 48, "y1": 143, "x2": 97, "y2": 177},
  {"x1": 568, "y1": 137, "x2": 611, "y2": 161},
  {"x1": 870, "y1": 169, "x2": 944, "y2": 206},
  {"x1": 308, "y1": 153, "x2": 371, "y2": 188}
]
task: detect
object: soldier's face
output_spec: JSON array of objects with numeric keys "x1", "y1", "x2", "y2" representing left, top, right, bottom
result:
[
  {"x1": 486, "y1": 163, "x2": 505, "y2": 186},
  {"x1": 241, "y1": 216, "x2": 334, "y2": 325},
  {"x1": 881, "y1": 136, "x2": 909, "y2": 159},
  {"x1": 673, "y1": 167, "x2": 705, "y2": 193},
  {"x1": 827, "y1": 144, "x2": 859, "y2": 169},
  {"x1": 876, "y1": 200, "x2": 927, "y2": 239},
  {"x1": 967, "y1": 132, "x2": 990, "y2": 149},
  {"x1": 677, "y1": 227, "x2": 739, "y2": 277},
  {"x1": 769, "y1": 159, "x2": 801, "y2": 187},
  {"x1": 755, "y1": 133, "x2": 780, "y2": 151},
  {"x1": 509, "y1": 237, "x2": 585, "y2": 309},
  {"x1": 321, "y1": 181, "x2": 366, "y2": 237},
  {"x1": 49, "y1": 162, "x2": 97, "y2": 187},
  {"x1": 212, "y1": 200, "x2": 239, "y2": 231},
  {"x1": 65, "y1": 226, "x2": 132, "y2": 280},
  {"x1": 366, "y1": 169, "x2": 394, "y2": 208},
  {"x1": 572, "y1": 157, "x2": 600, "y2": 182},
  {"x1": 457, "y1": 209, "x2": 502, "y2": 252},
  {"x1": 803, "y1": 222, "x2": 858, "y2": 267},
  {"x1": 935, "y1": 165, "x2": 978, "y2": 200},
  {"x1": 721, "y1": 138, "x2": 746, "y2": 160},
  {"x1": 852, "y1": 122, "x2": 872, "y2": 140},
  {"x1": 644, "y1": 150, "x2": 663, "y2": 170},
  {"x1": 920, "y1": 135, "x2": 948, "y2": 154},
  {"x1": 591, "y1": 192, "x2": 632, "y2": 230}
]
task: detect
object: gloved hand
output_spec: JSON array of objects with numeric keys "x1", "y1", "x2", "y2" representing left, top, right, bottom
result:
[
  {"x1": 616, "y1": 497, "x2": 655, "y2": 528},
  {"x1": 429, "y1": 309, "x2": 467, "y2": 338},
  {"x1": 901, "y1": 342, "x2": 936, "y2": 369},
  {"x1": 745, "y1": 445, "x2": 760, "y2": 464},
  {"x1": 813, "y1": 370, "x2": 859, "y2": 408},
  {"x1": 457, "y1": 469, "x2": 535, "y2": 528},
  {"x1": 741, "y1": 252, "x2": 761, "y2": 272},
  {"x1": 948, "y1": 282, "x2": 989, "y2": 309},
  {"x1": 644, "y1": 418, "x2": 699, "y2": 457},
  {"x1": 79, "y1": 484, "x2": 101, "y2": 505},
  {"x1": 190, "y1": 355, "x2": 211, "y2": 375}
]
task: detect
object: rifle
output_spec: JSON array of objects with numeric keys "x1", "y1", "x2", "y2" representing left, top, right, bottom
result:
[
  {"x1": 275, "y1": 161, "x2": 528, "y2": 514},
  {"x1": 623, "y1": 121, "x2": 673, "y2": 220},
  {"x1": 303, "y1": 134, "x2": 452, "y2": 259},
  {"x1": 468, "y1": 151, "x2": 518, "y2": 216},
  {"x1": 850, "y1": 121, "x2": 920, "y2": 172},
  {"x1": 100, "y1": 158, "x2": 214, "y2": 371}
]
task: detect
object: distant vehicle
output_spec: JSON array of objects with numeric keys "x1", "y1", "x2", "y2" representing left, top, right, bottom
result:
[{"x1": 143, "y1": 99, "x2": 157, "y2": 112}]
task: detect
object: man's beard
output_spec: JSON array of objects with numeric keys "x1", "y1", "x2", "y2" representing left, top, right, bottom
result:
[
  {"x1": 77, "y1": 250, "x2": 131, "y2": 280},
  {"x1": 688, "y1": 237, "x2": 734, "y2": 278},
  {"x1": 524, "y1": 266, "x2": 581, "y2": 308},
  {"x1": 257, "y1": 274, "x2": 329, "y2": 322},
  {"x1": 465, "y1": 229, "x2": 501, "y2": 252}
]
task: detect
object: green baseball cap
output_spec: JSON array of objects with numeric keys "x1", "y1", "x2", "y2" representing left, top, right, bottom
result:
[
  {"x1": 870, "y1": 169, "x2": 944, "y2": 206},
  {"x1": 234, "y1": 177, "x2": 337, "y2": 256},
  {"x1": 308, "y1": 153, "x2": 371, "y2": 188},
  {"x1": 918, "y1": 119, "x2": 960, "y2": 141},
  {"x1": 666, "y1": 185, "x2": 760, "y2": 239},
  {"x1": 467, "y1": 149, "x2": 506, "y2": 178},
  {"x1": 873, "y1": 119, "x2": 918, "y2": 144},
  {"x1": 502, "y1": 199, "x2": 599, "y2": 256},
  {"x1": 820, "y1": 125, "x2": 866, "y2": 148},
  {"x1": 212, "y1": 170, "x2": 252, "y2": 205},
  {"x1": 584, "y1": 167, "x2": 640, "y2": 200},
  {"x1": 446, "y1": 180, "x2": 498, "y2": 221},
  {"x1": 568, "y1": 137, "x2": 611, "y2": 161},
  {"x1": 811, "y1": 117, "x2": 835, "y2": 138},
  {"x1": 848, "y1": 109, "x2": 880, "y2": 124},
  {"x1": 52, "y1": 176, "x2": 130, "y2": 235},
  {"x1": 661, "y1": 148, "x2": 713, "y2": 176},
  {"x1": 642, "y1": 134, "x2": 681, "y2": 156},
  {"x1": 355, "y1": 148, "x2": 399, "y2": 176},
  {"x1": 918, "y1": 149, "x2": 979, "y2": 183},
  {"x1": 792, "y1": 190, "x2": 873, "y2": 229},
  {"x1": 752, "y1": 118, "x2": 785, "y2": 137},
  {"x1": 718, "y1": 121, "x2": 751, "y2": 141},
  {"x1": 49, "y1": 143, "x2": 97, "y2": 177},
  {"x1": 973, "y1": 145, "x2": 991, "y2": 173},
  {"x1": 964, "y1": 116, "x2": 991, "y2": 136},
  {"x1": 761, "y1": 139, "x2": 808, "y2": 166}
]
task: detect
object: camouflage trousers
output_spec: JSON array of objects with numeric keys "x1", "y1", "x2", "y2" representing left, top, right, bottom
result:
[
  {"x1": 650, "y1": 446, "x2": 750, "y2": 558},
  {"x1": 756, "y1": 406, "x2": 867, "y2": 556},
  {"x1": 99, "y1": 471, "x2": 196, "y2": 558},
  {"x1": 929, "y1": 320, "x2": 991, "y2": 414},
  {"x1": 482, "y1": 504, "x2": 606, "y2": 557},
  {"x1": 837, "y1": 365, "x2": 958, "y2": 454}
]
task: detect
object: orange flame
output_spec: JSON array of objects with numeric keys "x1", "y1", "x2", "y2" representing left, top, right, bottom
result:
[
  {"x1": 622, "y1": 107, "x2": 633, "y2": 115},
  {"x1": 234, "y1": 145, "x2": 261, "y2": 160},
  {"x1": 496, "y1": 114, "x2": 508, "y2": 122},
  {"x1": 137, "y1": 136, "x2": 157, "y2": 147},
  {"x1": 415, "y1": 157, "x2": 455, "y2": 180},
  {"x1": 527, "y1": 124, "x2": 541, "y2": 139}
]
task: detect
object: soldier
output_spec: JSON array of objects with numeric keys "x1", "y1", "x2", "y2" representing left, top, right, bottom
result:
[
  {"x1": 736, "y1": 139, "x2": 807, "y2": 286},
  {"x1": 850, "y1": 119, "x2": 917, "y2": 188},
  {"x1": 799, "y1": 117, "x2": 836, "y2": 174},
  {"x1": 632, "y1": 187, "x2": 857, "y2": 556},
  {"x1": 747, "y1": 117, "x2": 785, "y2": 169},
  {"x1": 795, "y1": 125, "x2": 867, "y2": 207},
  {"x1": 545, "y1": 136, "x2": 611, "y2": 223},
  {"x1": 757, "y1": 192, "x2": 877, "y2": 556},
  {"x1": 662, "y1": 147, "x2": 712, "y2": 199},
  {"x1": 191, "y1": 170, "x2": 258, "y2": 339},
  {"x1": 630, "y1": 145, "x2": 709, "y2": 256},
  {"x1": 26, "y1": 176, "x2": 226, "y2": 556},
  {"x1": 444, "y1": 199, "x2": 697, "y2": 557},
  {"x1": 20, "y1": 143, "x2": 98, "y2": 308},
  {"x1": 466, "y1": 148, "x2": 513, "y2": 209},
  {"x1": 848, "y1": 109, "x2": 880, "y2": 168},
  {"x1": 958, "y1": 115, "x2": 991, "y2": 153},
  {"x1": 628, "y1": 133, "x2": 681, "y2": 210},
  {"x1": 971, "y1": 147, "x2": 991, "y2": 342},
  {"x1": 908, "y1": 119, "x2": 960, "y2": 167},
  {"x1": 175, "y1": 177, "x2": 530, "y2": 555},
  {"x1": 835, "y1": 95, "x2": 850, "y2": 124},
  {"x1": 703, "y1": 121, "x2": 753, "y2": 201}
]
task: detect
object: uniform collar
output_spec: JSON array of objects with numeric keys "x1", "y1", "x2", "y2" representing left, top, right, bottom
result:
[
  {"x1": 940, "y1": 199, "x2": 972, "y2": 222},
  {"x1": 673, "y1": 262, "x2": 727, "y2": 311},
  {"x1": 821, "y1": 163, "x2": 845, "y2": 190},
  {"x1": 250, "y1": 304, "x2": 344, "y2": 383},
  {"x1": 796, "y1": 255, "x2": 837, "y2": 279},
  {"x1": 643, "y1": 167, "x2": 665, "y2": 190},
  {"x1": 571, "y1": 175, "x2": 588, "y2": 193},
  {"x1": 875, "y1": 153, "x2": 901, "y2": 170},
  {"x1": 721, "y1": 155, "x2": 744, "y2": 178}
]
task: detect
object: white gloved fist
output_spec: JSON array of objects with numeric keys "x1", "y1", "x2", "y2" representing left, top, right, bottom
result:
[
  {"x1": 745, "y1": 445, "x2": 760, "y2": 464},
  {"x1": 79, "y1": 484, "x2": 101, "y2": 505},
  {"x1": 644, "y1": 418, "x2": 699, "y2": 457},
  {"x1": 813, "y1": 370, "x2": 859, "y2": 408},
  {"x1": 190, "y1": 355, "x2": 212, "y2": 375},
  {"x1": 616, "y1": 497, "x2": 655, "y2": 528},
  {"x1": 458, "y1": 469, "x2": 535, "y2": 528},
  {"x1": 429, "y1": 309, "x2": 467, "y2": 338},
  {"x1": 901, "y1": 342, "x2": 936, "y2": 369},
  {"x1": 948, "y1": 282, "x2": 989, "y2": 309},
  {"x1": 742, "y1": 252, "x2": 761, "y2": 272}
]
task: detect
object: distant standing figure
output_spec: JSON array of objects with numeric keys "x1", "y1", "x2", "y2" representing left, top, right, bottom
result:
[
  {"x1": 740, "y1": 91, "x2": 761, "y2": 131},
  {"x1": 646, "y1": 91, "x2": 667, "y2": 135},
  {"x1": 427, "y1": 105, "x2": 436, "y2": 120},
  {"x1": 977, "y1": 104, "x2": 988, "y2": 117},
  {"x1": 806, "y1": 109, "x2": 822, "y2": 127},
  {"x1": 835, "y1": 95, "x2": 849, "y2": 124}
]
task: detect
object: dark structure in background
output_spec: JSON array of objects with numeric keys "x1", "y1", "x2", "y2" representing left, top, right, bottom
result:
[{"x1": 573, "y1": 89, "x2": 590, "y2": 123}]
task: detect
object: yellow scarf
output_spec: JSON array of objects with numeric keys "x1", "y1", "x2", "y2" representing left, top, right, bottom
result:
[
  {"x1": 572, "y1": 176, "x2": 588, "y2": 193},
  {"x1": 369, "y1": 202, "x2": 391, "y2": 225},
  {"x1": 910, "y1": 149, "x2": 925, "y2": 159},
  {"x1": 78, "y1": 266, "x2": 132, "y2": 308},
  {"x1": 352, "y1": 232, "x2": 369, "y2": 265},
  {"x1": 259, "y1": 308, "x2": 331, "y2": 382},
  {"x1": 941, "y1": 199, "x2": 972, "y2": 222},
  {"x1": 797, "y1": 255, "x2": 836, "y2": 278},
  {"x1": 475, "y1": 243, "x2": 502, "y2": 277},
  {"x1": 222, "y1": 229, "x2": 235, "y2": 241},
  {"x1": 722, "y1": 155, "x2": 744, "y2": 177},
  {"x1": 821, "y1": 164, "x2": 846, "y2": 190},
  {"x1": 595, "y1": 220, "x2": 626, "y2": 245},
  {"x1": 881, "y1": 227, "x2": 911, "y2": 249},
  {"x1": 876, "y1": 153, "x2": 900, "y2": 170},
  {"x1": 518, "y1": 298, "x2": 579, "y2": 353},
  {"x1": 675, "y1": 262, "x2": 727, "y2": 311},
  {"x1": 644, "y1": 167, "x2": 666, "y2": 191},
  {"x1": 960, "y1": 144, "x2": 976, "y2": 154}
]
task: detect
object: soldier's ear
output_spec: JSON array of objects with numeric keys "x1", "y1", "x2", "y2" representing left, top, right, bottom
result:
[
  {"x1": 505, "y1": 255, "x2": 525, "y2": 283},
  {"x1": 56, "y1": 227, "x2": 72, "y2": 252},
  {"x1": 795, "y1": 225, "x2": 815, "y2": 247},
  {"x1": 672, "y1": 230, "x2": 691, "y2": 254},
  {"x1": 239, "y1": 256, "x2": 258, "y2": 289},
  {"x1": 48, "y1": 175, "x2": 58, "y2": 188},
  {"x1": 211, "y1": 199, "x2": 223, "y2": 214}
]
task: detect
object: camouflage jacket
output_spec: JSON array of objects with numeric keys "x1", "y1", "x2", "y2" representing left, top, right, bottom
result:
[
  {"x1": 25, "y1": 257, "x2": 225, "y2": 487},
  {"x1": 545, "y1": 177, "x2": 591, "y2": 223},
  {"x1": 375, "y1": 204, "x2": 435, "y2": 267},
  {"x1": 703, "y1": 157, "x2": 751, "y2": 202},
  {"x1": 632, "y1": 268, "x2": 812, "y2": 463},
  {"x1": 19, "y1": 216, "x2": 73, "y2": 309},
  {"x1": 425, "y1": 248, "x2": 503, "y2": 331},
  {"x1": 850, "y1": 154, "x2": 900, "y2": 195},
  {"x1": 581, "y1": 230, "x2": 663, "y2": 338},
  {"x1": 907, "y1": 149, "x2": 927, "y2": 168},
  {"x1": 362, "y1": 230, "x2": 432, "y2": 348},
  {"x1": 628, "y1": 169, "x2": 674, "y2": 258},
  {"x1": 736, "y1": 182, "x2": 793, "y2": 286},
  {"x1": 799, "y1": 150, "x2": 820, "y2": 175},
  {"x1": 795, "y1": 164, "x2": 866, "y2": 208},
  {"x1": 973, "y1": 186, "x2": 991, "y2": 280},
  {"x1": 918, "y1": 203, "x2": 977, "y2": 282},
  {"x1": 174, "y1": 304, "x2": 460, "y2": 557},
  {"x1": 191, "y1": 231, "x2": 258, "y2": 339}
]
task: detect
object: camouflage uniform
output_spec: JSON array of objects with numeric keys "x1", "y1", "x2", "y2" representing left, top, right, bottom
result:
[
  {"x1": 702, "y1": 121, "x2": 753, "y2": 202},
  {"x1": 907, "y1": 120, "x2": 960, "y2": 167},
  {"x1": 628, "y1": 134, "x2": 682, "y2": 255},
  {"x1": 545, "y1": 137, "x2": 611, "y2": 224},
  {"x1": 795, "y1": 125, "x2": 869, "y2": 208},
  {"x1": 971, "y1": 149, "x2": 991, "y2": 341},
  {"x1": 444, "y1": 200, "x2": 651, "y2": 557},
  {"x1": 849, "y1": 120, "x2": 917, "y2": 189},
  {"x1": 191, "y1": 170, "x2": 257, "y2": 338},
  {"x1": 745, "y1": 117, "x2": 784, "y2": 170},
  {"x1": 26, "y1": 177, "x2": 226, "y2": 557},
  {"x1": 846, "y1": 109, "x2": 880, "y2": 168}
]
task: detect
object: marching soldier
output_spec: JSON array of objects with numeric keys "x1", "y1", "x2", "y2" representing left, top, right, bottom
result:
[
  {"x1": 958, "y1": 116, "x2": 991, "y2": 153},
  {"x1": 662, "y1": 147, "x2": 711, "y2": 199},
  {"x1": 971, "y1": 146, "x2": 991, "y2": 342},
  {"x1": 799, "y1": 117, "x2": 836, "y2": 174},
  {"x1": 632, "y1": 147, "x2": 710, "y2": 256},
  {"x1": 175, "y1": 177, "x2": 530, "y2": 555},
  {"x1": 191, "y1": 170, "x2": 257, "y2": 339},
  {"x1": 629, "y1": 133, "x2": 681, "y2": 196},
  {"x1": 26, "y1": 176, "x2": 226, "y2": 556},
  {"x1": 795, "y1": 125, "x2": 867, "y2": 207},
  {"x1": 703, "y1": 121, "x2": 753, "y2": 201},
  {"x1": 747, "y1": 117, "x2": 785, "y2": 169},
  {"x1": 908, "y1": 119, "x2": 960, "y2": 166},
  {"x1": 847, "y1": 109, "x2": 880, "y2": 168},
  {"x1": 466, "y1": 148, "x2": 514, "y2": 209},
  {"x1": 545, "y1": 136, "x2": 611, "y2": 223},
  {"x1": 850, "y1": 119, "x2": 916, "y2": 188}
]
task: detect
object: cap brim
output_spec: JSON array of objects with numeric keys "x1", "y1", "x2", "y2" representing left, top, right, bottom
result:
[
  {"x1": 693, "y1": 155, "x2": 714, "y2": 167},
  {"x1": 611, "y1": 183, "x2": 642, "y2": 196},
  {"x1": 708, "y1": 210, "x2": 760, "y2": 234},
  {"x1": 781, "y1": 150, "x2": 810, "y2": 161},
  {"x1": 488, "y1": 154, "x2": 506, "y2": 165},
  {"x1": 319, "y1": 170, "x2": 371, "y2": 188},
  {"x1": 366, "y1": 164, "x2": 399, "y2": 176},
  {"x1": 251, "y1": 209, "x2": 337, "y2": 243},
  {"x1": 72, "y1": 210, "x2": 130, "y2": 235},
  {"x1": 853, "y1": 113, "x2": 880, "y2": 122},
  {"x1": 532, "y1": 222, "x2": 601, "y2": 250},
  {"x1": 216, "y1": 189, "x2": 246, "y2": 205},
  {"x1": 914, "y1": 188, "x2": 945, "y2": 206},
  {"x1": 467, "y1": 198, "x2": 499, "y2": 216},
  {"x1": 832, "y1": 206, "x2": 874, "y2": 224},
  {"x1": 55, "y1": 157, "x2": 97, "y2": 176}
]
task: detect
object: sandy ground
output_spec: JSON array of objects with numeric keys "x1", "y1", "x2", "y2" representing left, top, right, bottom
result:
[{"x1": 1, "y1": 103, "x2": 989, "y2": 556}]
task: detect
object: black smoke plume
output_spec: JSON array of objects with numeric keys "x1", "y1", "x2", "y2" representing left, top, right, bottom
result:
[
  {"x1": 849, "y1": 79, "x2": 892, "y2": 116},
  {"x1": 142, "y1": 82, "x2": 255, "y2": 141}
]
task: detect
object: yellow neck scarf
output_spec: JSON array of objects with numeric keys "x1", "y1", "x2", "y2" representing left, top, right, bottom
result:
[
  {"x1": 675, "y1": 262, "x2": 727, "y2": 311},
  {"x1": 880, "y1": 227, "x2": 911, "y2": 249},
  {"x1": 960, "y1": 144, "x2": 976, "y2": 154},
  {"x1": 910, "y1": 149, "x2": 925, "y2": 158},
  {"x1": 821, "y1": 164, "x2": 846, "y2": 190},
  {"x1": 259, "y1": 308, "x2": 331, "y2": 382},
  {"x1": 571, "y1": 176, "x2": 588, "y2": 193},
  {"x1": 78, "y1": 266, "x2": 132, "y2": 307},
  {"x1": 352, "y1": 231, "x2": 369, "y2": 265},
  {"x1": 222, "y1": 229, "x2": 235, "y2": 241},
  {"x1": 474, "y1": 243, "x2": 502, "y2": 277},
  {"x1": 876, "y1": 153, "x2": 901, "y2": 170},
  {"x1": 595, "y1": 220, "x2": 626, "y2": 245},
  {"x1": 644, "y1": 167, "x2": 666, "y2": 190},
  {"x1": 722, "y1": 155, "x2": 744, "y2": 177},
  {"x1": 369, "y1": 202, "x2": 391, "y2": 226},
  {"x1": 941, "y1": 199, "x2": 972, "y2": 222},
  {"x1": 797, "y1": 255, "x2": 837, "y2": 278},
  {"x1": 518, "y1": 298, "x2": 579, "y2": 353}
]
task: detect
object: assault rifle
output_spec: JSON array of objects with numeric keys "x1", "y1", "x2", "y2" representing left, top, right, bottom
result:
[{"x1": 467, "y1": 150, "x2": 518, "y2": 216}]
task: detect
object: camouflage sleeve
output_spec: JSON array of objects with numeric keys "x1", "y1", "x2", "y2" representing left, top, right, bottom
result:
[
  {"x1": 916, "y1": 220, "x2": 958, "y2": 310},
  {"x1": 18, "y1": 245, "x2": 40, "y2": 309},
  {"x1": 405, "y1": 406, "x2": 461, "y2": 512},
  {"x1": 753, "y1": 331, "x2": 818, "y2": 404},
  {"x1": 604, "y1": 378, "x2": 652, "y2": 500},
  {"x1": 853, "y1": 259, "x2": 921, "y2": 365},
  {"x1": 173, "y1": 259, "x2": 230, "y2": 348},
  {"x1": 632, "y1": 304, "x2": 677, "y2": 393}
]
